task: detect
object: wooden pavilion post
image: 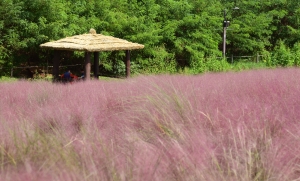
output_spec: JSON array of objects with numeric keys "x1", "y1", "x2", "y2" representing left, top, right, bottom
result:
[
  {"x1": 85, "y1": 52, "x2": 91, "y2": 80},
  {"x1": 94, "y1": 52, "x2": 99, "y2": 79},
  {"x1": 52, "y1": 50, "x2": 60, "y2": 82},
  {"x1": 125, "y1": 50, "x2": 130, "y2": 78}
]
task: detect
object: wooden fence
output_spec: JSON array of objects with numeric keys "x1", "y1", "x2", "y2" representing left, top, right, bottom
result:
[{"x1": 216, "y1": 54, "x2": 263, "y2": 63}]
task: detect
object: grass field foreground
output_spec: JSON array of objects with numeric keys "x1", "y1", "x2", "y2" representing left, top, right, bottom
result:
[{"x1": 0, "y1": 68, "x2": 300, "y2": 180}]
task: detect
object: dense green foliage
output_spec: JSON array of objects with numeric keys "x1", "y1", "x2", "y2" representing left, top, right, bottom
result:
[{"x1": 0, "y1": 0, "x2": 299, "y2": 76}]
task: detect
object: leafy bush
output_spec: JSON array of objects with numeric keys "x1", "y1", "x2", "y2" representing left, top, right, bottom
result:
[
  {"x1": 185, "y1": 55, "x2": 232, "y2": 74},
  {"x1": 270, "y1": 41, "x2": 293, "y2": 66},
  {"x1": 292, "y1": 42, "x2": 300, "y2": 66},
  {"x1": 188, "y1": 52, "x2": 206, "y2": 74},
  {"x1": 262, "y1": 49, "x2": 272, "y2": 66},
  {"x1": 206, "y1": 57, "x2": 231, "y2": 72},
  {"x1": 136, "y1": 46, "x2": 177, "y2": 74}
]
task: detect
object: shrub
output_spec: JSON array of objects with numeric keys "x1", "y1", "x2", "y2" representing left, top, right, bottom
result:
[
  {"x1": 205, "y1": 57, "x2": 231, "y2": 72},
  {"x1": 262, "y1": 49, "x2": 272, "y2": 67},
  {"x1": 136, "y1": 46, "x2": 177, "y2": 74},
  {"x1": 292, "y1": 42, "x2": 300, "y2": 66},
  {"x1": 270, "y1": 41, "x2": 293, "y2": 66},
  {"x1": 188, "y1": 52, "x2": 206, "y2": 74}
]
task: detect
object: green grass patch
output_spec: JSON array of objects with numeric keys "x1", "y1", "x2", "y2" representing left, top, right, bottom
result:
[
  {"x1": 0, "y1": 76, "x2": 17, "y2": 82},
  {"x1": 230, "y1": 61, "x2": 267, "y2": 71}
]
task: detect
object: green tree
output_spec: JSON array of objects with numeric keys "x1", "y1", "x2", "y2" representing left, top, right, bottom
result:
[
  {"x1": 0, "y1": 0, "x2": 299, "y2": 76},
  {"x1": 156, "y1": 0, "x2": 222, "y2": 69},
  {"x1": 225, "y1": 1, "x2": 278, "y2": 55}
]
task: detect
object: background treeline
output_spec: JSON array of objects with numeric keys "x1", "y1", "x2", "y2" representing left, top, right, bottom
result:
[{"x1": 0, "y1": 0, "x2": 299, "y2": 77}]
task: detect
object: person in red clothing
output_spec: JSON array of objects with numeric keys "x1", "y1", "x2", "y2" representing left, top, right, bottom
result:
[{"x1": 61, "y1": 70, "x2": 77, "y2": 83}]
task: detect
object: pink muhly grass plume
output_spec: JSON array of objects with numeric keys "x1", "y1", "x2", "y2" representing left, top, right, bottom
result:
[{"x1": 0, "y1": 68, "x2": 300, "y2": 180}]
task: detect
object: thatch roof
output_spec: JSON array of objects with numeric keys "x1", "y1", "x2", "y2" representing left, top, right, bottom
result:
[{"x1": 40, "y1": 29, "x2": 144, "y2": 52}]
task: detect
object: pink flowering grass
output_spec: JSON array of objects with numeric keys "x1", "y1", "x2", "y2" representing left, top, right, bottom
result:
[{"x1": 0, "y1": 68, "x2": 300, "y2": 180}]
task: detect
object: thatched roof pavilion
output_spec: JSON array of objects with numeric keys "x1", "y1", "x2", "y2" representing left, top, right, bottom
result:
[{"x1": 40, "y1": 29, "x2": 144, "y2": 80}]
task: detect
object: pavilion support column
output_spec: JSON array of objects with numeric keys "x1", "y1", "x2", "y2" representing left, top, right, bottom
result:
[
  {"x1": 52, "y1": 50, "x2": 60, "y2": 82},
  {"x1": 94, "y1": 52, "x2": 99, "y2": 79},
  {"x1": 125, "y1": 50, "x2": 130, "y2": 78},
  {"x1": 85, "y1": 52, "x2": 91, "y2": 80}
]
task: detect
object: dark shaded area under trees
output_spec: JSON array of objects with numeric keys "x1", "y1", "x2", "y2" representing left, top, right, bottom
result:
[{"x1": 0, "y1": 0, "x2": 299, "y2": 77}]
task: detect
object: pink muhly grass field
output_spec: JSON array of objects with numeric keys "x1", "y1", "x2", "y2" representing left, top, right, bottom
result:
[{"x1": 1, "y1": 68, "x2": 300, "y2": 181}]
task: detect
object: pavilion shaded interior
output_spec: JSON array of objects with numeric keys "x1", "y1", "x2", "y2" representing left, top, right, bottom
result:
[{"x1": 40, "y1": 29, "x2": 144, "y2": 80}]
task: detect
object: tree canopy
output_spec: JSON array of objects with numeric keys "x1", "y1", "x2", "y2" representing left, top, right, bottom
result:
[{"x1": 0, "y1": 0, "x2": 299, "y2": 76}]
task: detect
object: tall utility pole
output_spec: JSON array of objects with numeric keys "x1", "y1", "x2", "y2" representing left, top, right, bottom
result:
[
  {"x1": 223, "y1": 9, "x2": 228, "y2": 58},
  {"x1": 222, "y1": 7, "x2": 239, "y2": 59}
]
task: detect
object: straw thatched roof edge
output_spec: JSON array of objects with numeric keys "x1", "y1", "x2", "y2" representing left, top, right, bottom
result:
[{"x1": 40, "y1": 33, "x2": 144, "y2": 52}]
